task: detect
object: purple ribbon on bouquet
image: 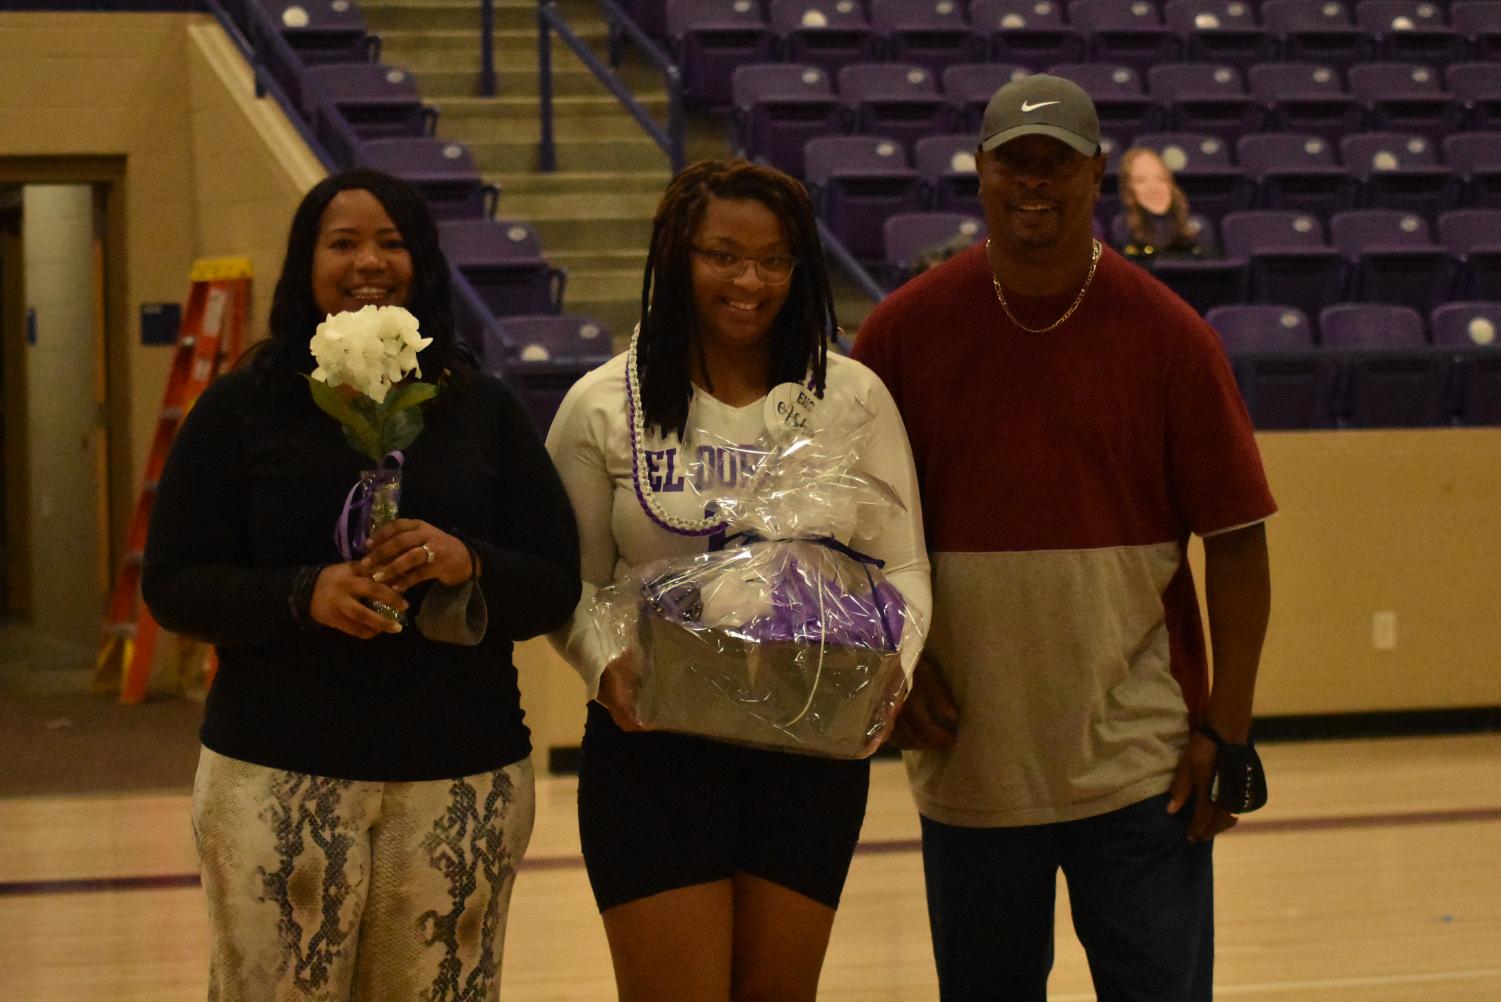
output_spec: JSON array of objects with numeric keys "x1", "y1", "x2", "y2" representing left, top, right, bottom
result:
[{"x1": 333, "y1": 451, "x2": 404, "y2": 561}]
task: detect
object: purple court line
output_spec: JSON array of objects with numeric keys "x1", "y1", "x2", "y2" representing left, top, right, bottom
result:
[{"x1": 5, "y1": 806, "x2": 1500, "y2": 898}]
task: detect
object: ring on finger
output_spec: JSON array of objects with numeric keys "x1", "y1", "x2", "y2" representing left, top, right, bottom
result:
[{"x1": 420, "y1": 543, "x2": 435, "y2": 565}]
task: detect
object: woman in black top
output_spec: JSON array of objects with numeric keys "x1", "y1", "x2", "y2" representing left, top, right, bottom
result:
[{"x1": 143, "y1": 168, "x2": 579, "y2": 1001}]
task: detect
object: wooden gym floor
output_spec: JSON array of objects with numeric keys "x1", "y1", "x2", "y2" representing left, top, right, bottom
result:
[{"x1": 2, "y1": 733, "x2": 1499, "y2": 1000}]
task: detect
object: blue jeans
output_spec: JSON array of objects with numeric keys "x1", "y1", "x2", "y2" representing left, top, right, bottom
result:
[{"x1": 920, "y1": 793, "x2": 1214, "y2": 1002}]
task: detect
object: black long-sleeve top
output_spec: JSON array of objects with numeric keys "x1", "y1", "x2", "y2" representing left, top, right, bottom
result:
[{"x1": 142, "y1": 364, "x2": 581, "y2": 781}]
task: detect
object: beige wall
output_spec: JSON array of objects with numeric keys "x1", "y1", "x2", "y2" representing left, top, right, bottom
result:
[
  {"x1": 1238, "y1": 428, "x2": 1501, "y2": 715},
  {"x1": 0, "y1": 12, "x2": 320, "y2": 632}
]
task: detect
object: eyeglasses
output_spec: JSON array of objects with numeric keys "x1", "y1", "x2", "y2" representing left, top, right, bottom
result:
[{"x1": 692, "y1": 247, "x2": 799, "y2": 284}]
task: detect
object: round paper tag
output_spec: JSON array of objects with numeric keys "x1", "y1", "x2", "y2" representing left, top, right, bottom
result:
[{"x1": 764, "y1": 381, "x2": 818, "y2": 436}]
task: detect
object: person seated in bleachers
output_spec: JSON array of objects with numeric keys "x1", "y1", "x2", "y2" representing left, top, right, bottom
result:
[{"x1": 1112, "y1": 146, "x2": 1215, "y2": 260}]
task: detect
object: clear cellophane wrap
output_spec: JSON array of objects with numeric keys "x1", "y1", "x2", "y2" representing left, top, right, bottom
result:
[{"x1": 589, "y1": 402, "x2": 921, "y2": 758}]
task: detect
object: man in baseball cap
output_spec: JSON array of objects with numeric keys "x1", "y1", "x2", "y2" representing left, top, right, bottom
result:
[
  {"x1": 979, "y1": 72, "x2": 1102, "y2": 156},
  {"x1": 853, "y1": 71, "x2": 1274, "y2": 1002}
]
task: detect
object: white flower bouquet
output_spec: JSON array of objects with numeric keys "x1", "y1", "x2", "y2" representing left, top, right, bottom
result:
[
  {"x1": 305, "y1": 304, "x2": 436, "y2": 463},
  {"x1": 304, "y1": 306, "x2": 437, "y2": 619}
]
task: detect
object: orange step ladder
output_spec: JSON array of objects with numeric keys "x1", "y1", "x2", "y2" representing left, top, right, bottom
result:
[{"x1": 94, "y1": 257, "x2": 252, "y2": 704}]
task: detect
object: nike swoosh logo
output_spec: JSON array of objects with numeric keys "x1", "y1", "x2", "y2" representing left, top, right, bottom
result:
[{"x1": 1021, "y1": 100, "x2": 1060, "y2": 112}]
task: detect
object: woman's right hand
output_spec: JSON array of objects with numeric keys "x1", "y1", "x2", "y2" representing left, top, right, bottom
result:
[
  {"x1": 309, "y1": 563, "x2": 408, "y2": 639},
  {"x1": 596, "y1": 651, "x2": 646, "y2": 732}
]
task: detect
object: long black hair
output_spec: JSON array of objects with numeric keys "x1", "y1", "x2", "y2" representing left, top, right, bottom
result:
[
  {"x1": 250, "y1": 168, "x2": 468, "y2": 382},
  {"x1": 637, "y1": 159, "x2": 837, "y2": 439}
]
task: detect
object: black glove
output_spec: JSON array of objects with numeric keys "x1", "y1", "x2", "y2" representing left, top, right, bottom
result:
[{"x1": 1200, "y1": 723, "x2": 1268, "y2": 813}]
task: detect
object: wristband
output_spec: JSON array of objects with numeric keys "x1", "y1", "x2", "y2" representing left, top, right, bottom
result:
[
  {"x1": 288, "y1": 564, "x2": 325, "y2": 632},
  {"x1": 1199, "y1": 722, "x2": 1268, "y2": 813}
]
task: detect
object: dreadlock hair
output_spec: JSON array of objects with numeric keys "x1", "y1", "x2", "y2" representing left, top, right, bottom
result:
[
  {"x1": 636, "y1": 159, "x2": 837, "y2": 440},
  {"x1": 1118, "y1": 147, "x2": 1196, "y2": 248},
  {"x1": 249, "y1": 168, "x2": 470, "y2": 386}
]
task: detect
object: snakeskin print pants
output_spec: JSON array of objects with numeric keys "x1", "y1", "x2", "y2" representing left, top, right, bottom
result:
[{"x1": 191, "y1": 746, "x2": 535, "y2": 1001}]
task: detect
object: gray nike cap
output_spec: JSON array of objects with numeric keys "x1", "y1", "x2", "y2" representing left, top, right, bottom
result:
[{"x1": 978, "y1": 74, "x2": 1101, "y2": 156}]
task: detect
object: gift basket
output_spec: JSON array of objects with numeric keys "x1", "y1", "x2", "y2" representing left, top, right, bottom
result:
[{"x1": 590, "y1": 381, "x2": 922, "y2": 758}]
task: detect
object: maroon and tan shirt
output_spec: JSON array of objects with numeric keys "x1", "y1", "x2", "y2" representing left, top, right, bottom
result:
[{"x1": 854, "y1": 243, "x2": 1276, "y2": 827}]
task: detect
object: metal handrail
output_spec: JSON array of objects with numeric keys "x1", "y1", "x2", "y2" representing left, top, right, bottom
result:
[
  {"x1": 480, "y1": 0, "x2": 497, "y2": 97},
  {"x1": 205, "y1": 0, "x2": 339, "y2": 169},
  {"x1": 817, "y1": 218, "x2": 887, "y2": 304},
  {"x1": 537, "y1": 0, "x2": 684, "y2": 173}
]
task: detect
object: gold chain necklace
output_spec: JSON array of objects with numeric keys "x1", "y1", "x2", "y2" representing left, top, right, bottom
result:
[{"x1": 988, "y1": 239, "x2": 1102, "y2": 334}]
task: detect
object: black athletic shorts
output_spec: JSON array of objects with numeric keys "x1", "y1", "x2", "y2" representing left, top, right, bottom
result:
[{"x1": 576, "y1": 702, "x2": 871, "y2": 912}]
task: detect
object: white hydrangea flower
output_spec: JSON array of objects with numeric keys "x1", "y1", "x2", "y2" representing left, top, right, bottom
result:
[{"x1": 309, "y1": 305, "x2": 433, "y2": 403}]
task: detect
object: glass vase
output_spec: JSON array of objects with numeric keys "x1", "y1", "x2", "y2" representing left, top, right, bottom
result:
[{"x1": 360, "y1": 466, "x2": 405, "y2": 624}]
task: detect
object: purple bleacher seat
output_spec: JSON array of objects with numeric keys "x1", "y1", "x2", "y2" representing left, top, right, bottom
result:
[
  {"x1": 768, "y1": 0, "x2": 883, "y2": 79},
  {"x1": 491, "y1": 314, "x2": 612, "y2": 363},
  {"x1": 1164, "y1": 0, "x2": 1278, "y2": 71},
  {"x1": 967, "y1": 0, "x2": 1085, "y2": 72},
  {"x1": 667, "y1": 0, "x2": 777, "y2": 110},
  {"x1": 1347, "y1": 62, "x2": 1462, "y2": 141},
  {"x1": 617, "y1": 0, "x2": 671, "y2": 42},
  {"x1": 1451, "y1": 2, "x2": 1501, "y2": 62},
  {"x1": 1356, "y1": 1, "x2": 1468, "y2": 69},
  {"x1": 914, "y1": 134, "x2": 981, "y2": 215},
  {"x1": 1110, "y1": 211, "x2": 1219, "y2": 253},
  {"x1": 1204, "y1": 303, "x2": 1336, "y2": 428},
  {"x1": 1130, "y1": 132, "x2": 1256, "y2": 225},
  {"x1": 837, "y1": 63, "x2": 957, "y2": 154},
  {"x1": 1438, "y1": 208, "x2": 1501, "y2": 300},
  {"x1": 1237, "y1": 133, "x2": 1360, "y2": 218},
  {"x1": 1047, "y1": 63, "x2": 1161, "y2": 145},
  {"x1": 869, "y1": 0, "x2": 987, "y2": 76},
  {"x1": 1208, "y1": 303, "x2": 1317, "y2": 351},
  {"x1": 253, "y1": 0, "x2": 374, "y2": 63},
  {"x1": 882, "y1": 211, "x2": 984, "y2": 286},
  {"x1": 357, "y1": 138, "x2": 497, "y2": 220},
  {"x1": 1339, "y1": 131, "x2": 1461, "y2": 219},
  {"x1": 439, "y1": 219, "x2": 565, "y2": 318},
  {"x1": 1149, "y1": 253, "x2": 1250, "y2": 316},
  {"x1": 1147, "y1": 63, "x2": 1264, "y2": 144},
  {"x1": 302, "y1": 62, "x2": 426, "y2": 132},
  {"x1": 1430, "y1": 301, "x2": 1501, "y2": 424},
  {"x1": 1329, "y1": 208, "x2": 1458, "y2": 318},
  {"x1": 1261, "y1": 0, "x2": 1371, "y2": 72},
  {"x1": 1432, "y1": 301, "x2": 1501, "y2": 349},
  {"x1": 1247, "y1": 61, "x2": 1365, "y2": 139},
  {"x1": 1222, "y1": 210, "x2": 1349, "y2": 322},
  {"x1": 942, "y1": 63, "x2": 1032, "y2": 133},
  {"x1": 486, "y1": 315, "x2": 614, "y2": 433},
  {"x1": 1320, "y1": 301, "x2": 1428, "y2": 347},
  {"x1": 804, "y1": 135, "x2": 925, "y2": 259},
  {"x1": 1442, "y1": 131, "x2": 1501, "y2": 210},
  {"x1": 1447, "y1": 62, "x2": 1501, "y2": 131},
  {"x1": 1319, "y1": 302, "x2": 1447, "y2": 426},
  {"x1": 1069, "y1": 0, "x2": 1180, "y2": 77},
  {"x1": 304, "y1": 63, "x2": 434, "y2": 169},
  {"x1": 1093, "y1": 133, "x2": 1127, "y2": 226},
  {"x1": 245, "y1": 0, "x2": 378, "y2": 116},
  {"x1": 1112, "y1": 211, "x2": 1235, "y2": 308},
  {"x1": 731, "y1": 64, "x2": 845, "y2": 177}
]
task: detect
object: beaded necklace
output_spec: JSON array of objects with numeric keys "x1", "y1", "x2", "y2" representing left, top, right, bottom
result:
[{"x1": 625, "y1": 324, "x2": 731, "y2": 537}]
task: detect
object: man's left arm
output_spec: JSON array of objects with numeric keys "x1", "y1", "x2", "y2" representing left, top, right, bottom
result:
[{"x1": 1168, "y1": 521, "x2": 1271, "y2": 840}]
